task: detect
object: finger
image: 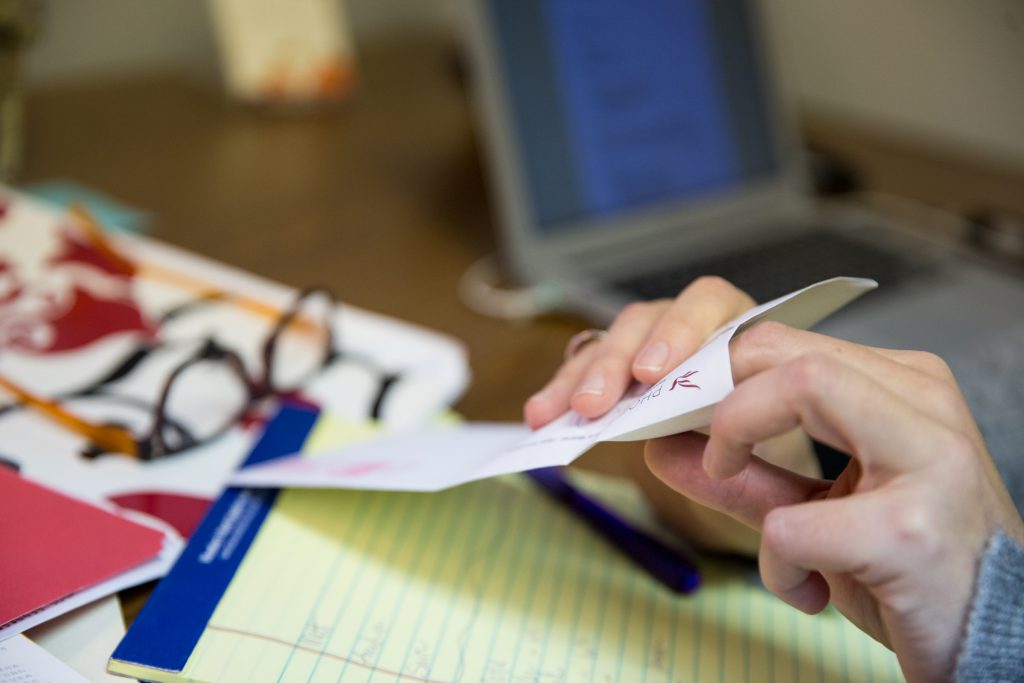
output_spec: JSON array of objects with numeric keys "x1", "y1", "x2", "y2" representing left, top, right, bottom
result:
[
  {"x1": 731, "y1": 322, "x2": 977, "y2": 435},
  {"x1": 569, "y1": 300, "x2": 671, "y2": 417},
  {"x1": 524, "y1": 340, "x2": 605, "y2": 429},
  {"x1": 632, "y1": 276, "x2": 755, "y2": 384},
  {"x1": 525, "y1": 300, "x2": 670, "y2": 427},
  {"x1": 759, "y1": 492, "x2": 895, "y2": 613},
  {"x1": 705, "y1": 353, "x2": 942, "y2": 479},
  {"x1": 645, "y1": 432, "x2": 831, "y2": 531}
]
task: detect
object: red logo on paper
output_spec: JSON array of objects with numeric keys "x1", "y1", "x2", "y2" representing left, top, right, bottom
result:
[
  {"x1": 0, "y1": 203, "x2": 155, "y2": 354},
  {"x1": 670, "y1": 371, "x2": 701, "y2": 391}
]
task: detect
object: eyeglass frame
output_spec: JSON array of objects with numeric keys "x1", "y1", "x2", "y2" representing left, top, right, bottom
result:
[
  {"x1": 0, "y1": 207, "x2": 339, "y2": 460},
  {"x1": 142, "y1": 286, "x2": 336, "y2": 460}
]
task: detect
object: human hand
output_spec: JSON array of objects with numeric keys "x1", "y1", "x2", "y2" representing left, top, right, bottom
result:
[
  {"x1": 524, "y1": 276, "x2": 756, "y2": 429},
  {"x1": 524, "y1": 277, "x2": 820, "y2": 554},
  {"x1": 645, "y1": 322, "x2": 1024, "y2": 682}
]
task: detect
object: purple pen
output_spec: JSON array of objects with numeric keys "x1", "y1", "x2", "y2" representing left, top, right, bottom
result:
[{"x1": 525, "y1": 466, "x2": 700, "y2": 594}]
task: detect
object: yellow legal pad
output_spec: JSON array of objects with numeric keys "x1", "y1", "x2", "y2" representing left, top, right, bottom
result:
[{"x1": 113, "y1": 416, "x2": 903, "y2": 682}]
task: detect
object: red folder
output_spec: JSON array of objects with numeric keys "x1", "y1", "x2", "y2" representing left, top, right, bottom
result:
[{"x1": 0, "y1": 468, "x2": 165, "y2": 628}]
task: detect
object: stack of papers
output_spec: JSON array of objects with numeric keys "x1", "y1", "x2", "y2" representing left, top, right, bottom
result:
[
  {"x1": 0, "y1": 185, "x2": 471, "y2": 679},
  {"x1": 0, "y1": 468, "x2": 181, "y2": 641}
]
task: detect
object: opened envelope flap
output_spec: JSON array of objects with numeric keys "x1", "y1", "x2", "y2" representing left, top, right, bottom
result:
[
  {"x1": 601, "y1": 277, "x2": 877, "y2": 443},
  {"x1": 733, "y1": 276, "x2": 878, "y2": 337}
]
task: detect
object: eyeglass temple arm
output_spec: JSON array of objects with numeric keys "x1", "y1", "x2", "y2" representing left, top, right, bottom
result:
[
  {"x1": 0, "y1": 375, "x2": 138, "y2": 456},
  {"x1": 68, "y1": 205, "x2": 138, "y2": 275},
  {"x1": 70, "y1": 205, "x2": 300, "y2": 324}
]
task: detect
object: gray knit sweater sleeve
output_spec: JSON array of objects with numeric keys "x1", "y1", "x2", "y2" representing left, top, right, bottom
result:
[{"x1": 954, "y1": 530, "x2": 1024, "y2": 682}]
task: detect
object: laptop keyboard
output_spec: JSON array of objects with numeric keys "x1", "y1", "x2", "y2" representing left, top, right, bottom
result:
[{"x1": 613, "y1": 230, "x2": 923, "y2": 304}]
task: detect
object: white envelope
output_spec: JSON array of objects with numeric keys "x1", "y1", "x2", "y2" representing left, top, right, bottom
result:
[{"x1": 231, "y1": 277, "x2": 876, "y2": 492}]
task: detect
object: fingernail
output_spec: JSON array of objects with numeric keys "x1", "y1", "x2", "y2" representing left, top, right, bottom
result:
[
  {"x1": 575, "y1": 373, "x2": 606, "y2": 396},
  {"x1": 635, "y1": 342, "x2": 669, "y2": 373},
  {"x1": 702, "y1": 449, "x2": 714, "y2": 476},
  {"x1": 702, "y1": 448, "x2": 725, "y2": 479}
]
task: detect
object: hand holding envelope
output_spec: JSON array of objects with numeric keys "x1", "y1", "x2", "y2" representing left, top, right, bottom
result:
[{"x1": 231, "y1": 277, "x2": 877, "y2": 492}]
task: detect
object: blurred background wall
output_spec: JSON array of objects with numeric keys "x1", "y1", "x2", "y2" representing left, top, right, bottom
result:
[
  {"x1": 20, "y1": 0, "x2": 1024, "y2": 168},
  {"x1": 765, "y1": 0, "x2": 1024, "y2": 167},
  {"x1": 21, "y1": 0, "x2": 450, "y2": 86}
]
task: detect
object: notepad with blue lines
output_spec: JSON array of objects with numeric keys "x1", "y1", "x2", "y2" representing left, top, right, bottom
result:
[{"x1": 110, "y1": 403, "x2": 903, "y2": 682}]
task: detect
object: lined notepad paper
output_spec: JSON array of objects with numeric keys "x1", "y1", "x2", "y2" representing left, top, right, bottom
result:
[{"x1": 165, "y1": 422, "x2": 903, "y2": 683}]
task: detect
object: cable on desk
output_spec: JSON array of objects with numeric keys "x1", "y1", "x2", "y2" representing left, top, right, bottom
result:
[
  {"x1": 853, "y1": 190, "x2": 973, "y2": 243},
  {"x1": 854, "y1": 191, "x2": 1024, "y2": 270},
  {"x1": 457, "y1": 254, "x2": 563, "y2": 320}
]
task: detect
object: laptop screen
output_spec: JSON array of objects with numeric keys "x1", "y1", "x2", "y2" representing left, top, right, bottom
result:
[{"x1": 488, "y1": 0, "x2": 780, "y2": 233}]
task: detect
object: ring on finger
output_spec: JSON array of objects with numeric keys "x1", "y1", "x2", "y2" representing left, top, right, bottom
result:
[{"x1": 564, "y1": 328, "x2": 609, "y2": 362}]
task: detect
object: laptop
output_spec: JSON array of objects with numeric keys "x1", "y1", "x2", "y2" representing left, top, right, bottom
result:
[{"x1": 458, "y1": 0, "x2": 1024, "y2": 504}]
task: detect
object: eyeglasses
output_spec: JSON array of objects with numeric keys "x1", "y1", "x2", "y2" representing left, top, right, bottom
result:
[
  {"x1": 0, "y1": 209, "x2": 337, "y2": 460},
  {"x1": 1, "y1": 286, "x2": 336, "y2": 461}
]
